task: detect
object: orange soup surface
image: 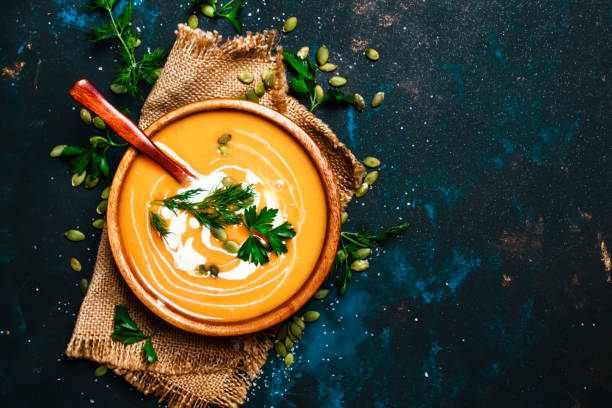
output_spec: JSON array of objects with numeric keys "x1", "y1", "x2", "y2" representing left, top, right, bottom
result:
[{"x1": 118, "y1": 110, "x2": 327, "y2": 322}]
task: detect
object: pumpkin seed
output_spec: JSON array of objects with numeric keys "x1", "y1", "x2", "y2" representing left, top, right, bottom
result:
[
  {"x1": 254, "y1": 80, "x2": 266, "y2": 97},
  {"x1": 50, "y1": 144, "x2": 66, "y2": 158},
  {"x1": 355, "y1": 248, "x2": 372, "y2": 259},
  {"x1": 223, "y1": 240, "x2": 240, "y2": 253},
  {"x1": 296, "y1": 46, "x2": 309, "y2": 60},
  {"x1": 222, "y1": 176, "x2": 236, "y2": 187},
  {"x1": 245, "y1": 89, "x2": 259, "y2": 103},
  {"x1": 217, "y1": 133, "x2": 232, "y2": 144},
  {"x1": 276, "y1": 323, "x2": 288, "y2": 340},
  {"x1": 70, "y1": 257, "x2": 82, "y2": 272},
  {"x1": 318, "y1": 62, "x2": 337, "y2": 72},
  {"x1": 353, "y1": 93, "x2": 366, "y2": 111},
  {"x1": 219, "y1": 145, "x2": 230, "y2": 155},
  {"x1": 65, "y1": 229, "x2": 85, "y2": 241},
  {"x1": 355, "y1": 183, "x2": 369, "y2": 198},
  {"x1": 282, "y1": 16, "x2": 297, "y2": 33},
  {"x1": 316, "y1": 45, "x2": 329, "y2": 66},
  {"x1": 89, "y1": 136, "x2": 107, "y2": 147},
  {"x1": 242, "y1": 195, "x2": 255, "y2": 206},
  {"x1": 363, "y1": 157, "x2": 381, "y2": 168},
  {"x1": 287, "y1": 329, "x2": 298, "y2": 343},
  {"x1": 314, "y1": 85, "x2": 324, "y2": 103},
  {"x1": 328, "y1": 76, "x2": 347, "y2": 87},
  {"x1": 209, "y1": 265, "x2": 219, "y2": 277},
  {"x1": 364, "y1": 171, "x2": 379, "y2": 185},
  {"x1": 274, "y1": 340, "x2": 287, "y2": 357},
  {"x1": 92, "y1": 116, "x2": 106, "y2": 130},
  {"x1": 336, "y1": 249, "x2": 347, "y2": 262},
  {"x1": 211, "y1": 227, "x2": 227, "y2": 241},
  {"x1": 350, "y1": 259, "x2": 370, "y2": 272},
  {"x1": 110, "y1": 83, "x2": 127, "y2": 95},
  {"x1": 201, "y1": 4, "x2": 215, "y2": 18},
  {"x1": 79, "y1": 278, "x2": 89, "y2": 295},
  {"x1": 284, "y1": 337, "x2": 294, "y2": 350},
  {"x1": 262, "y1": 69, "x2": 276, "y2": 89},
  {"x1": 290, "y1": 322, "x2": 302, "y2": 338},
  {"x1": 129, "y1": 37, "x2": 141, "y2": 48},
  {"x1": 101, "y1": 186, "x2": 110, "y2": 199},
  {"x1": 303, "y1": 311, "x2": 320, "y2": 322},
  {"x1": 96, "y1": 200, "x2": 108, "y2": 215},
  {"x1": 365, "y1": 48, "x2": 379, "y2": 61},
  {"x1": 71, "y1": 170, "x2": 86, "y2": 187},
  {"x1": 341, "y1": 211, "x2": 348, "y2": 224},
  {"x1": 293, "y1": 316, "x2": 305, "y2": 330},
  {"x1": 187, "y1": 14, "x2": 198, "y2": 29},
  {"x1": 80, "y1": 108, "x2": 92, "y2": 125},
  {"x1": 94, "y1": 364, "x2": 108, "y2": 377},
  {"x1": 84, "y1": 174, "x2": 100, "y2": 189},
  {"x1": 371, "y1": 92, "x2": 384, "y2": 108},
  {"x1": 313, "y1": 288, "x2": 329, "y2": 300},
  {"x1": 284, "y1": 353, "x2": 294, "y2": 368},
  {"x1": 198, "y1": 264, "x2": 208, "y2": 274},
  {"x1": 237, "y1": 71, "x2": 254, "y2": 84},
  {"x1": 92, "y1": 219, "x2": 105, "y2": 229}
]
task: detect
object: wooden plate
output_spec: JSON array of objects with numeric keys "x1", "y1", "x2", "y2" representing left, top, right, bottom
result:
[{"x1": 106, "y1": 99, "x2": 341, "y2": 336}]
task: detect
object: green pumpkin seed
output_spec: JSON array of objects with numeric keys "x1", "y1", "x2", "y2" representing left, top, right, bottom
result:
[
  {"x1": 84, "y1": 174, "x2": 100, "y2": 189},
  {"x1": 350, "y1": 259, "x2": 369, "y2": 272},
  {"x1": 50, "y1": 144, "x2": 66, "y2": 158},
  {"x1": 79, "y1": 278, "x2": 89, "y2": 295},
  {"x1": 290, "y1": 322, "x2": 302, "y2": 338},
  {"x1": 371, "y1": 92, "x2": 385, "y2": 108},
  {"x1": 96, "y1": 200, "x2": 108, "y2": 215},
  {"x1": 242, "y1": 195, "x2": 255, "y2": 206},
  {"x1": 363, "y1": 157, "x2": 381, "y2": 168},
  {"x1": 314, "y1": 85, "x2": 324, "y2": 103},
  {"x1": 282, "y1": 16, "x2": 297, "y2": 33},
  {"x1": 92, "y1": 116, "x2": 106, "y2": 130},
  {"x1": 201, "y1": 4, "x2": 215, "y2": 18},
  {"x1": 209, "y1": 265, "x2": 219, "y2": 277},
  {"x1": 328, "y1": 76, "x2": 347, "y2": 87},
  {"x1": 94, "y1": 364, "x2": 108, "y2": 377},
  {"x1": 274, "y1": 340, "x2": 287, "y2": 357},
  {"x1": 355, "y1": 183, "x2": 369, "y2": 198},
  {"x1": 65, "y1": 229, "x2": 85, "y2": 242},
  {"x1": 262, "y1": 68, "x2": 276, "y2": 89},
  {"x1": 187, "y1": 14, "x2": 198, "y2": 29},
  {"x1": 223, "y1": 240, "x2": 240, "y2": 253},
  {"x1": 364, "y1": 171, "x2": 379, "y2": 185},
  {"x1": 287, "y1": 329, "x2": 298, "y2": 343},
  {"x1": 237, "y1": 71, "x2": 254, "y2": 84},
  {"x1": 316, "y1": 45, "x2": 329, "y2": 66},
  {"x1": 284, "y1": 353, "x2": 294, "y2": 368},
  {"x1": 245, "y1": 89, "x2": 259, "y2": 103},
  {"x1": 110, "y1": 83, "x2": 127, "y2": 95},
  {"x1": 222, "y1": 176, "x2": 236, "y2": 187},
  {"x1": 92, "y1": 219, "x2": 105, "y2": 229},
  {"x1": 218, "y1": 133, "x2": 232, "y2": 144},
  {"x1": 219, "y1": 145, "x2": 230, "y2": 155},
  {"x1": 71, "y1": 170, "x2": 86, "y2": 187},
  {"x1": 353, "y1": 93, "x2": 366, "y2": 112},
  {"x1": 80, "y1": 108, "x2": 92, "y2": 125},
  {"x1": 129, "y1": 37, "x2": 141, "y2": 48},
  {"x1": 293, "y1": 316, "x2": 305, "y2": 330},
  {"x1": 198, "y1": 264, "x2": 208, "y2": 274},
  {"x1": 318, "y1": 62, "x2": 337, "y2": 72},
  {"x1": 276, "y1": 323, "x2": 288, "y2": 341},
  {"x1": 284, "y1": 337, "x2": 294, "y2": 350},
  {"x1": 355, "y1": 248, "x2": 372, "y2": 259},
  {"x1": 254, "y1": 80, "x2": 266, "y2": 97},
  {"x1": 303, "y1": 311, "x2": 320, "y2": 322},
  {"x1": 70, "y1": 257, "x2": 82, "y2": 272},
  {"x1": 341, "y1": 211, "x2": 348, "y2": 225},
  {"x1": 313, "y1": 288, "x2": 329, "y2": 300},
  {"x1": 211, "y1": 227, "x2": 227, "y2": 241},
  {"x1": 89, "y1": 136, "x2": 107, "y2": 147},
  {"x1": 365, "y1": 48, "x2": 379, "y2": 61},
  {"x1": 296, "y1": 46, "x2": 309, "y2": 60},
  {"x1": 336, "y1": 249, "x2": 347, "y2": 262},
  {"x1": 101, "y1": 186, "x2": 110, "y2": 199}
]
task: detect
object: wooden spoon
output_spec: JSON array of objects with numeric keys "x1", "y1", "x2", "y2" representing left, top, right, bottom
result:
[{"x1": 69, "y1": 79, "x2": 196, "y2": 184}]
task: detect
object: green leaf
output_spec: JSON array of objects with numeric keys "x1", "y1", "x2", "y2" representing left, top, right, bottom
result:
[
  {"x1": 237, "y1": 234, "x2": 270, "y2": 266},
  {"x1": 88, "y1": 23, "x2": 115, "y2": 43},
  {"x1": 68, "y1": 150, "x2": 93, "y2": 175},
  {"x1": 117, "y1": 3, "x2": 133, "y2": 33},
  {"x1": 143, "y1": 339, "x2": 158, "y2": 363},
  {"x1": 266, "y1": 222, "x2": 296, "y2": 255},
  {"x1": 61, "y1": 145, "x2": 87, "y2": 156},
  {"x1": 322, "y1": 89, "x2": 355, "y2": 105}
]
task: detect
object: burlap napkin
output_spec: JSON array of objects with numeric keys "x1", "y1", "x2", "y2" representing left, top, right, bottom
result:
[{"x1": 66, "y1": 25, "x2": 363, "y2": 408}]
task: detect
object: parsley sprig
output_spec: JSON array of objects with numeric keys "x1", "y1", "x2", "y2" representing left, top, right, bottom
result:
[
  {"x1": 192, "y1": 0, "x2": 246, "y2": 33},
  {"x1": 89, "y1": 0, "x2": 166, "y2": 96},
  {"x1": 57, "y1": 130, "x2": 127, "y2": 179},
  {"x1": 111, "y1": 305, "x2": 160, "y2": 363}
]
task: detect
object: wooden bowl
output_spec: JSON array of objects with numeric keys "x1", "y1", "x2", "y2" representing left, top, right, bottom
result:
[{"x1": 107, "y1": 99, "x2": 341, "y2": 336}]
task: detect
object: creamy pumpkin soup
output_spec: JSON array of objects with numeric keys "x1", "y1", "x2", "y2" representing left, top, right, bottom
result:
[{"x1": 117, "y1": 110, "x2": 327, "y2": 322}]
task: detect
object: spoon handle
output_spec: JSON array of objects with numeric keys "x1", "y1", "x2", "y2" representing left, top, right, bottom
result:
[{"x1": 69, "y1": 79, "x2": 195, "y2": 184}]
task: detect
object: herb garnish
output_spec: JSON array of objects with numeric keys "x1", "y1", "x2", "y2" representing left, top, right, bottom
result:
[
  {"x1": 332, "y1": 222, "x2": 410, "y2": 295},
  {"x1": 111, "y1": 305, "x2": 160, "y2": 363},
  {"x1": 282, "y1": 51, "x2": 355, "y2": 112},
  {"x1": 89, "y1": 0, "x2": 166, "y2": 96},
  {"x1": 192, "y1": 0, "x2": 246, "y2": 34},
  {"x1": 237, "y1": 206, "x2": 297, "y2": 266},
  {"x1": 57, "y1": 130, "x2": 127, "y2": 179},
  {"x1": 148, "y1": 209, "x2": 170, "y2": 240}
]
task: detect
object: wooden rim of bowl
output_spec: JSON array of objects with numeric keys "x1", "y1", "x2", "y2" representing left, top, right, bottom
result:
[{"x1": 107, "y1": 99, "x2": 341, "y2": 336}]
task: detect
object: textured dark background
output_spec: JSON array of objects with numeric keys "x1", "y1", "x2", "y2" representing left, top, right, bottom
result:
[{"x1": 1, "y1": 0, "x2": 611, "y2": 406}]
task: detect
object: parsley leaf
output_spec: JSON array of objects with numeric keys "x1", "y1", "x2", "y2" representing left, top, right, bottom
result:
[
  {"x1": 237, "y1": 234, "x2": 270, "y2": 266},
  {"x1": 111, "y1": 305, "x2": 160, "y2": 363},
  {"x1": 192, "y1": 0, "x2": 246, "y2": 33},
  {"x1": 238, "y1": 206, "x2": 296, "y2": 265}
]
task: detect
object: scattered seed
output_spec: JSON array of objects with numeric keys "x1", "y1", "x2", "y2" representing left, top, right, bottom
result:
[
  {"x1": 364, "y1": 171, "x2": 379, "y2": 185},
  {"x1": 211, "y1": 227, "x2": 227, "y2": 241},
  {"x1": 284, "y1": 353, "x2": 294, "y2": 368},
  {"x1": 365, "y1": 48, "x2": 380, "y2": 61},
  {"x1": 303, "y1": 311, "x2": 320, "y2": 322},
  {"x1": 92, "y1": 219, "x2": 105, "y2": 229},
  {"x1": 84, "y1": 175, "x2": 100, "y2": 189},
  {"x1": 209, "y1": 265, "x2": 219, "y2": 277},
  {"x1": 353, "y1": 93, "x2": 366, "y2": 111},
  {"x1": 284, "y1": 337, "x2": 294, "y2": 350},
  {"x1": 71, "y1": 170, "x2": 87, "y2": 187},
  {"x1": 65, "y1": 229, "x2": 86, "y2": 242},
  {"x1": 89, "y1": 136, "x2": 107, "y2": 147},
  {"x1": 316, "y1": 45, "x2": 329, "y2": 66},
  {"x1": 328, "y1": 76, "x2": 347, "y2": 87},
  {"x1": 289, "y1": 322, "x2": 302, "y2": 338},
  {"x1": 262, "y1": 69, "x2": 276, "y2": 89},
  {"x1": 355, "y1": 183, "x2": 369, "y2": 198},
  {"x1": 222, "y1": 176, "x2": 236, "y2": 187},
  {"x1": 70, "y1": 257, "x2": 82, "y2": 272},
  {"x1": 254, "y1": 80, "x2": 266, "y2": 97},
  {"x1": 245, "y1": 89, "x2": 259, "y2": 103},
  {"x1": 237, "y1": 71, "x2": 254, "y2": 84},
  {"x1": 363, "y1": 157, "x2": 381, "y2": 167},
  {"x1": 201, "y1": 4, "x2": 215, "y2": 18},
  {"x1": 293, "y1": 316, "x2": 305, "y2": 330},
  {"x1": 341, "y1": 211, "x2": 348, "y2": 224},
  {"x1": 242, "y1": 195, "x2": 255, "y2": 206},
  {"x1": 355, "y1": 248, "x2": 372, "y2": 259},
  {"x1": 336, "y1": 249, "x2": 347, "y2": 262},
  {"x1": 217, "y1": 133, "x2": 232, "y2": 144},
  {"x1": 277, "y1": 323, "x2": 288, "y2": 340},
  {"x1": 96, "y1": 200, "x2": 108, "y2": 215},
  {"x1": 219, "y1": 145, "x2": 230, "y2": 155},
  {"x1": 223, "y1": 240, "x2": 240, "y2": 253},
  {"x1": 79, "y1": 278, "x2": 89, "y2": 295},
  {"x1": 351, "y1": 259, "x2": 370, "y2": 272},
  {"x1": 287, "y1": 329, "x2": 298, "y2": 343},
  {"x1": 371, "y1": 92, "x2": 385, "y2": 108},
  {"x1": 296, "y1": 46, "x2": 309, "y2": 60},
  {"x1": 282, "y1": 16, "x2": 297, "y2": 33},
  {"x1": 80, "y1": 108, "x2": 92, "y2": 125},
  {"x1": 92, "y1": 116, "x2": 106, "y2": 130},
  {"x1": 129, "y1": 37, "x2": 141, "y2": 48},
  {"x1": 188, "y1": 14, "x2": 199, "y2": 29},
  {"x1": 94, "y1": 364, "x2": 108, "y2": 377},
  {"x1": 50, "y1": 144, "x2": 66, "y2": 158},
  {"x1": 318, "y1": 62, "x2": 337, "y2": 72},
  {"x1": 110, "y1": 83, "x2": 128, "y2": 95},
  {"x1": 314, "y1": 85, "x2": 324, "y2": 103},
  {"x1": 198, "y1": 264, "x2": 208, "y2": 274},
  {"x1": 274, "y1": 340, "x2": 287, "y2": 357},
  {"x1": 101, "y1": 186, "x2": 111, "y2": 199},
  {"x1": 313, "y1": 288, "x2": 329, "y2": 300}
]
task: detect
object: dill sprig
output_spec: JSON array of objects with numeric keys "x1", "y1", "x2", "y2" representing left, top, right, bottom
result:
[{"x1": 148, "y1": 209, "x2": 170, "y2": 240}]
